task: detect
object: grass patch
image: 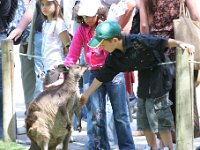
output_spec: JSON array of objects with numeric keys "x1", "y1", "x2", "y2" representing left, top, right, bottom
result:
[{"x1": 0, "y1": 140, "x2": 28, "y2": 150}]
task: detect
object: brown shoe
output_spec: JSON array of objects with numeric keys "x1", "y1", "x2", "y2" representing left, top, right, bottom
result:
[{"x1": 132, "y1": 131, "x2": 144, "y2": 136}]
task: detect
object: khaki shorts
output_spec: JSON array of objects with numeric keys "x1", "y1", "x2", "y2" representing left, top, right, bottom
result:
[{"x1": 137, "y1": 93, "x2": 175, "y2": 133}]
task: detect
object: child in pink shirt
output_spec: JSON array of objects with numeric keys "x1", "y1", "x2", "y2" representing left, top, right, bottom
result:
[{"x1": 65, "y1": 1, "x2": 135, "y2": 150}]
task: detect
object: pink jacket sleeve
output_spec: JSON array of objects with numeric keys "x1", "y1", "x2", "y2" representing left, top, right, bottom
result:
[{"x1": 64, "y1": 27, "x2": 83, "y2": 66}]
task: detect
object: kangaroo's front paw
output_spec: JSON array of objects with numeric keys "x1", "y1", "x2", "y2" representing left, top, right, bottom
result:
[
  {"x1": 77, "y1": 125, "x2": 82, "y2": 132},
  {"x1": 66, "y1": 123, "x2": 72, "y2": 131}
]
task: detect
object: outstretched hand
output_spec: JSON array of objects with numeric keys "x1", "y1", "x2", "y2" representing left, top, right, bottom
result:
[
  {"x1": 80, "y1": 94, "x2": 89, "y2": 107},
  {"x1": 79, "y1": 78, "x2": 102, "y2": 106},
  {"x1": 179, "y1": 43, "x2": 195, "y2": 54},
  {"x1": 7, "y1": 28, "x2": 23, "y2": 41},
  {"x1": 44, "y1": 78, "x2": 64, "y2": 90}
]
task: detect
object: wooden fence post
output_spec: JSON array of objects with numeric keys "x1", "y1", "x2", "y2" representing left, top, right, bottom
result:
[
  {"x1": 176, "y1": 48, "x2": 194, "y2": 150},
  {"x1": 1, "y1": 39, "x2": 16, "y2": 142}
]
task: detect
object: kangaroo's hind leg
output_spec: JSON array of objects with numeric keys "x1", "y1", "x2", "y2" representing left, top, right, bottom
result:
[{"x1": 62, "y1": 129, "x2": 72, "y2": 150}]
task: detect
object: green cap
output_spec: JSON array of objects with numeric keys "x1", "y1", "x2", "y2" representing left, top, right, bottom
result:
[{"x1": 88, "y1": 21, "x2": 121, "y2": 48}]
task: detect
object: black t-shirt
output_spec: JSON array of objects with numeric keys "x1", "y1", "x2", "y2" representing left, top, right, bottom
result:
[
  {"x1": 0, "y1": 0, "x2": 11, "y2": 16},
  {"x1": 96, "y1": 34, "x2": 167, "y2": 82},
  {"x1": 0, "y1": 0, "x2": 12, "y2": 30},
  {"x1": 96, "y1": 34, "x2": 173, "y2": 98},
  {"x1": 0, "y1": 0, "x2": 18, "y2": 31}
]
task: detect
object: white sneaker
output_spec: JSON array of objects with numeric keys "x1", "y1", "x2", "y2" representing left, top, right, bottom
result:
[
  {"x1": 162, "y1": 147, "x2": 169, "y2": 150},
  {"x1": 69, "y1": 136, "x2": 76, "y2": 143}
]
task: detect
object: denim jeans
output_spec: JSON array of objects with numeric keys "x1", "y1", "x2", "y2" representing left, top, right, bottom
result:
[
  {"x1": 0, "y1": 33, "x2": 7, "y2": 139},
  {"x1": 33, "y1": 32, "x2": 44, "y2": 98},
  {"x1": 84, "y1": 71, "x2": 118, "y2": 149},
  {"x1": 106, "y1": 98, "x2": 118, "y2": 149},
  {"x1": 86, "y1": 71, "x2": 135, "y2": 150}
]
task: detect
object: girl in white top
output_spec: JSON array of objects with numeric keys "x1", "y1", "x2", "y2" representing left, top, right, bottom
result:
[{"x1": 40, "y1": 0, "x2": 71, "y2": 71}]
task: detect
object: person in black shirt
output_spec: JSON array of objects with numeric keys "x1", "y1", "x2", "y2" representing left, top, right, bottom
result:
[
  {"x1": 81, "y1": 20, "x2": 194, "y2": 100},
  {"x1": 80, "y1": 20, "x2": 195, "y2": 149}
]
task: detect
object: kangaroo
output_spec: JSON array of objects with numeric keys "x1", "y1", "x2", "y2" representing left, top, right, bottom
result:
[{"x1": 25, "y1": 64, "x2": 88, "y2": 150}]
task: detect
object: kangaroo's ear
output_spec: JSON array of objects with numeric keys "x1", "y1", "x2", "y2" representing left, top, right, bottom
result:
[
  {"x1": 65, "y1": 66, "x2": 70, "y2": 71},
  {"x1": 62, "y1": 66, "x2": 70, "y2": 73},
  {"x1": 61, "y1": 66, "x2": 70, "y2": 73},
  {"x1": 57, "y1": 64, "x2": 67, "y2": 72}
]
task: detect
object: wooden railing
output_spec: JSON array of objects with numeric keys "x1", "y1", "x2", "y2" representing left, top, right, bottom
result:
[
  {"x1": 1, "y1": 39, "x2": 16, "y2": 142},
  {"x1": 0, "y1": 40, "x2": 197, "y2": 149}
]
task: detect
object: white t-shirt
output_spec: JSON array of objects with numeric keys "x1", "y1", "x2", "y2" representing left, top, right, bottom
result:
[
  {"x1": 106, "y1": 0, "x2": 129, "y2": 21},
  {"x1": 100, "y1": 0, "x2": 120, "y2": 9},
  {"x1": 42, "y1": 18, "x2": 68, "y2": 71},
  {"x1": 28, "y1": 0, "x2": 36, "y2": 12}
]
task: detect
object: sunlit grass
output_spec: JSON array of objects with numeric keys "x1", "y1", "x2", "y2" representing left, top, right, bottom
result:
[{"x1": 0, "y1": 140, "x2": 28, "y2": 150}]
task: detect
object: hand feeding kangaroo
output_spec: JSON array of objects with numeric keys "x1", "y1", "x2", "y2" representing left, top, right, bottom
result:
[{"x1": 25, "y1": 64, "x2": 88, "y2": 150}]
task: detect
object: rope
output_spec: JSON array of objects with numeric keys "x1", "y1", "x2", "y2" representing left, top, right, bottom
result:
[
  {"x1": 0, "y1": 49, "x2": 65, "y2": 64},
  {"x1": 0, "y1": 49, "x2": 200, "y2": 65}
]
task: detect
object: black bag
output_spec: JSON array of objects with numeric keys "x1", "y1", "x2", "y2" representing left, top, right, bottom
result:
[
  {"x1": 0, "y1": 0, "x2": 18, "y2": 32},
  {"x1": 130, "y1": 9, "x2": 140, "y2": 34}
]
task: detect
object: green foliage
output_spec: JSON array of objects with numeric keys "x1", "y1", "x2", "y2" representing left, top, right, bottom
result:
[{"x1": 0, "y1": 140, "x2": 28, "y2": 150}]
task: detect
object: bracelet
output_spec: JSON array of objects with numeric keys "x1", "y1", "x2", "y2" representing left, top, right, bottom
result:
[{"x1": 65, "y1": 42, "x2": 71, "y2": 50}]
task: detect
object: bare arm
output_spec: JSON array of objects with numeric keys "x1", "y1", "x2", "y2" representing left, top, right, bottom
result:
[
  {"x1": 59, "y1": 30, "x2": 71, "y2": 54},
  {"x1": 167, "y1": 38, "x2": 195, "y2": 54},
  {"x1": 17, "y1": 9, "x2": 33, "y2": 31},
  {"x1": 44, "y1": 78, "x2": 64, "y2": 90},
  {"x1": 44, "y1": 72, "x2": 64, "y2": 90},
  {"x1": 118, "y1": 0, "x2": 136, "y2": 29},
  {"x1": 139, "y1": 0, "x2": 150, "y2": 34},
  {"x1": 80, "y1": 78, "x2": 103, "y2": 106},
  {"x1": 186, "y1": 0, "x2": 200, "y2": 22},
  {"x1": 7, "y1": 8, "x2": 33, "y2": 41}
]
